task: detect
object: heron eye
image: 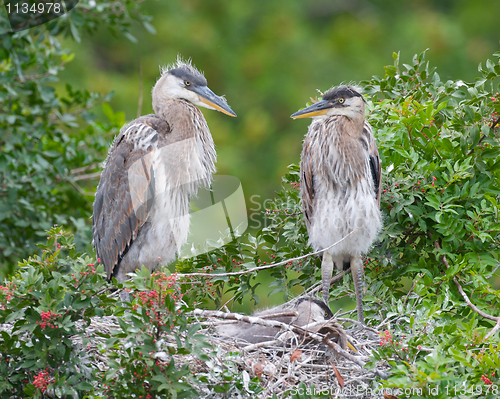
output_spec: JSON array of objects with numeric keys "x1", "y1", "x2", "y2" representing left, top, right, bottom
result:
[
  {"x1": 185, "y1": 81, "x2": 191, "y2": 86},
  {"x1": 338, "y1": 98, "x2": 345, "y2": 104}
]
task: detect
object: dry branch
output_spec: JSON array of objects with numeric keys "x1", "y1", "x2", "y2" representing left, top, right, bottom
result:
[
  {"x1": 178, "y1": 229, "x2": 358, "y2": 279},
  {"x1": 192, "y1": 308, "x2": 388, "y2": 379},
  {"x1": 434, "y1": 240, "x2": 500, "y2": 342}
]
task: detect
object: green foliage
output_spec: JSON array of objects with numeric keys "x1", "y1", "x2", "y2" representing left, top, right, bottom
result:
[
  {"x1": 359, "y1": 50, "x2": 500, "y2": 397},
  {"x1": 0, "y1": 0, "x2": 154, "y2": 274},
  {"x1": 364, "y1": 50, "x2": 500, "y2": 281},
  {"x1": 0, "y1": 226, "x2": 112, "y2": 397},
  {"x1": 101, "y1": 267, "x2": 205, "y2": 398},
  {"x1": 177, "y1": 51, "x2": 500, "y2": 397},
  {"x1": 0, "y1": 227, "x2": 213, "y2": 398}
]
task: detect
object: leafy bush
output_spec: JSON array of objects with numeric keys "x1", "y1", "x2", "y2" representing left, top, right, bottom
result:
[
  {"x1": 0, "y1": 0, "x2": 154, "y2": 274},
  {"x1": 0, "y1": 227, "x2": 110, "y2": 397},
  {"x1": 1, "y1": 5, "x2": 499, "y2": 393},
  {"x1": 359, "y1": 50, "x2": 500, "y2": 398},
  {"x1": 178, "y1": 50, "x2": 500, "y2": 397},
  {"x1": 0, "y1": 226, "x2": 212, "y2": 398}
]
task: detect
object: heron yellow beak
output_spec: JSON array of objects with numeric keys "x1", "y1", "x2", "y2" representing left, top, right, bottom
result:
[
  {"x1": 290, "y1": 100, "x2": 331, "y2": 119},
  {"x1": 191, "y1": 85, "x2": 237, "y2": 117},
  {"x1": 347, "y1": 339, "x2": 358, "y2": 352},
  {"x1": 198, "y1": 96, "x2": 237, "y2": 117}
]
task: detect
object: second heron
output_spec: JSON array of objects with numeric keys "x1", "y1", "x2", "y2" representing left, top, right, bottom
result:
[{"x1": 291, "y1": 85, "x2": 382, "y2": 324}]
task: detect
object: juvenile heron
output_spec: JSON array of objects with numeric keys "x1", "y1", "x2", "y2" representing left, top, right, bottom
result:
[
  {"x1": 291, "y1": 85, "x2": 381, "y2": 324},
  {"x1": 217, "y1": 297, "x2": 351, "y2": 349},
  {"x1": 92, "y1": 58, "x2": 236, "y2": 285}
]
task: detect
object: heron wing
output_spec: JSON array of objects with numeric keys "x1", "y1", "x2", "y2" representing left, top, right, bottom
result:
[
  {"x1": 300, "y1": 134, "x2": 315, "y2": 230},
  {"x1": 92, "y1": 116, "x2": 169, "y2": 280},
  {"x1": 364, "y1": 121, "x2": 382, "y2": 206}
]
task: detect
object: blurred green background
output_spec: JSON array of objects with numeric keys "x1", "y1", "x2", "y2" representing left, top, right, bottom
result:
[
  {"x1": 59, "y1": 0, "x2": 500, "y2": 212},
  {"x1": 3, "y1": 0, "x2": 499, "y2": 310},
  {"x1": 58, "y1": 0, "x2": 500, "y2": 310}
]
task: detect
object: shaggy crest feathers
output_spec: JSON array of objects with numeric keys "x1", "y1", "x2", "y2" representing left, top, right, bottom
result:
[
  {"x1": 328, "y1": 81, "x2": 363, "y2": 94},
  {"x1": 160, "y1": 55, "x2": 206, "y2": 84},
  {"x1": 322, "y1": 84, "x2": 364, "y2": 101}
]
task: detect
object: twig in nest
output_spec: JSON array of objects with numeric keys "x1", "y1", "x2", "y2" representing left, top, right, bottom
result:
[{"x1": 191, "y1": 308, "x2": 388, "y2": 379}]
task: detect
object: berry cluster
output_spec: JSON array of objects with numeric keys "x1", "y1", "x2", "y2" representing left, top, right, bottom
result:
[
  {"x1": 290, "y1": 181, "x2": 300, "y2": 192},
  {"x1": 481, "y1": 372, "x2": 495, "y2": 385},
  {"x1": 0, "y1": 282, "x2": 14, "y2": 308},
  {"x1": 130, "y1": 272, "x2": 182, "y2": 329},
  {"x1": 32, "y1": 369, "x2": 51, "y2": 393},
  {"x1": 36, "y1": 310, "x2": 61, "y2": 330},
  {"x1": 379, "y1": 330, "x2": 392, "y2": 346},
  {"x1": 378, "y1": 330, "x2": 413, "y2": 361}
]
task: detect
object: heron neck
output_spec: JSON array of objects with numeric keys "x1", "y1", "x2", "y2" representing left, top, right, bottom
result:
[{"x1": 154, "y1": 99, "x2": 201, "y2": 138}]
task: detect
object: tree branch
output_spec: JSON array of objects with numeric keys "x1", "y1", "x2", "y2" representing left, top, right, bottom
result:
[
  {"x1": 177, "y1": 229, "x2": 357, "y2": 279},
  {"x1": 70, "y1": 163, "x2": 102, "y2": 176},
  {"x1": 73, "y1": 171, "x2": 102, "y2": 182},
  {"x1": 434, "y1": 240, "x2": 500, "y2": 340},
  {"x1": 466, "y1": 115, "x2": 500, "y2": 156},
  {"x1": 192, "y1": 308, "x2": 387, "y2": 379}
]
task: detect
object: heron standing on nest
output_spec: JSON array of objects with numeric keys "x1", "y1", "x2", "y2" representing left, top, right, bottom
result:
[
  {"x1": 291, "y1": 85, "x2": 381, "y2": 324},
  {"x1": 92, "y1": 58, "x2": 236, "y2": 287}
]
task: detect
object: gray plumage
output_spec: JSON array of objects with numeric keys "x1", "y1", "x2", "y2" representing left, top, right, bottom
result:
[
  {"x1": 92, "y1": 58, "x2": 236, "y2": 283},
  {"x1": 217, "y1": 297, "x2": 348, "y2": 349},
  {"x1": 291, "y1": 85, "x2": 382, "y2": 324}
]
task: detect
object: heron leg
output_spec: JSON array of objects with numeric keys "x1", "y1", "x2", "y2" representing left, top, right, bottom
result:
[
  {"x1": 350, "y1": 256, "x2": 365, "y2": 324},
  {"x1": 322, "y1": 252, "x2": 334, "y2": 304},
  {"x1": 119, "y1": 290, "x2": 131, "y2": 303}
]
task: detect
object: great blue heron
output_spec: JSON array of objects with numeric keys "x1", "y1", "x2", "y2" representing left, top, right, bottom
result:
[
  {"x1": 291, "y1": 85, "x2": 381, "y2": 324},
  {"x1": 217, "y1": 297, "x2": 351, "y2": 349},
  {"x1": 92, "y1": 58, "x2": 236, "y2": 287}
]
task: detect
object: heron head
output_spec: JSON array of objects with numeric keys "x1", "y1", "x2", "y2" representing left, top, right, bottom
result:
[
  {"x1": 291, "y1": 85, "x2": 365, "y2": 120},
  {"x1": 153, "y1": 58, "x2": 236, "y2": 117}
]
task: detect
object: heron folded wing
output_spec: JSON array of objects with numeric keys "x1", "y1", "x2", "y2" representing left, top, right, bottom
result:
[
  {"x1": 92, "y1": 121, "x2": 162, "y2": 281},
  {"x1": 300, "y1": 136, "x2": 316, "y2": 230},
  {"x1": 364, "y1": 122, "x2": 381, "y2": 206}
]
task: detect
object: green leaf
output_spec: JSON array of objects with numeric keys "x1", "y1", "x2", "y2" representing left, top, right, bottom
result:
[
  {"x1": 425, "y1": 195, "x2": 441, "y2": 210},
  {"x1": 469, "y1": 125, "x2": 480, "y2": 149},
  {"x1": 69, "y1": 20, "x2": 81, "y2": 43},
  {"x1": 143, "y1": 21, "x2": 157, "y2": 35},
  {"x1": 481, "y1": 147, "x2": 500, "y2": 159},
  {"x1": 123, "y1": 31, "x2": 138, "y2": 43},
  {"x1": 102, "y1": 103, "x2": 115, "y2": 123},
  {"x1": 61, "y1": 52, "x2": 75, "y2": 63}
]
